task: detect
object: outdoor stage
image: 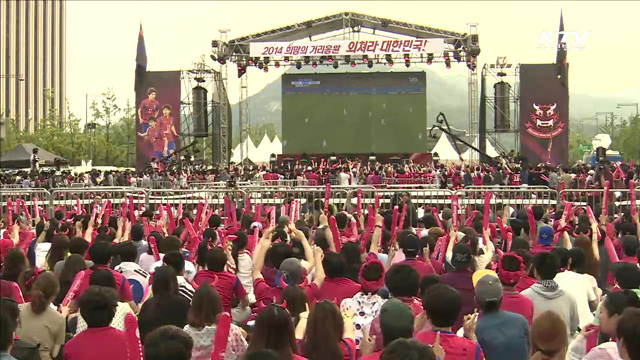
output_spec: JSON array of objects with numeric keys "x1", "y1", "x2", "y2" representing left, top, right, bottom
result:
[{"x1": 276, "y1": 152, "x2": 433, "y2": 167}]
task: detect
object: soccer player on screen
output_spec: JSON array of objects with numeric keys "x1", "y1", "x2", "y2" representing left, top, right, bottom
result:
[
  {"x1": 138, "y1": 87, "x2": 160, "y2": 133},
  {"x1": 158, "y1": 104, "x2": 179, "y2": 156},
  {"x1": 137, "y1": 117, "x2": 168, "y2": 159}
]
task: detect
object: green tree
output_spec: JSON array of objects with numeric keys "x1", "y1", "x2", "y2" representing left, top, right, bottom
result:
[{"x1": 90, "y1": 89, "x2": 121, "y2": 165}]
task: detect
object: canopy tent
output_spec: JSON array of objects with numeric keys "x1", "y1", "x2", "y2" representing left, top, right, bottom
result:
[
  {"x1": 0, "y1": 143, "x2": 67, "y2": 169},
  {"x1": 460, "y1": 136, "x2": 499, "y2": 161},
  {"x1": 231, "y1": 135, "x2": 283, "y2": 164},
  {"x1": 430, "y1": 133, "x2": 460, "y2": 161}
]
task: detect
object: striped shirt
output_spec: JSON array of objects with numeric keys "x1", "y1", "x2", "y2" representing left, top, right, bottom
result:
[{"x1": 177, "y1": 276, "x2": 195, "y2": 303}]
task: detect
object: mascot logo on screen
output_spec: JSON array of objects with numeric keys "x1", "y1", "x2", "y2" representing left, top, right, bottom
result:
[{"x1": 525, "y1": 103, "x2": 565, "y2": 139}]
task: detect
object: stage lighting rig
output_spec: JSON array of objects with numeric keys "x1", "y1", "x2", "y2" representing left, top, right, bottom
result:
[
  {"x1": 445, "y1": 58, "x2": 451, "y2": 69},
  {"x1": 333, "y1": 62, "x2": 339, "y2": 69},
  {"x1": 345, "y1": 55, "x2": 351, "y2": 64},
  {"x1": 453, "y1": 50, "x2": 462, "y2": 63},
  {"x1": 426, "y1": 53, "x2": 434, "y2": 65},
  {"x1": 263, "y1": 66, "x2": 269, "y2": 73},
  {"x1": 284, "y1": 56, "x2": 290, "y2": 63},
  {"x1": 363, "y1": 54, "x2": 369, "y2": 62},
  {"x1": 350, "y1": 61, "x2": 356, "y2": 68},
  {"x1": 248, "y1": 58, "x2": 254, "y2": 66},
  {"x1": 404, "y1": 53, "x2": 410, "y2": 67},
  {"x1": 312, "y1": 61, "x2": 318, "y2": 68},
  {"x1": 257, "y1": 61, "x2": 264, "y2": 70},
  {"x1": 303, "y1": 56, "x2": 311, "y2": 65},
  {"x1": 263, "y1": 57, "x2": 270, "y2": 65},
  {"x1": 385, "y1": 54, "x2": 392, "y2": 63},
  {"x1": 275, "y1": 61, "x2": 280, "y2": 68},
  {"x1": 319, "y1": 56, "x2": 326, "y2": 64},
  {"x1": 296, "y1": 61, "x2": 302, "y2": 70},
  {"x1": 327, "y1": 56, "x2": 334, "y2": 63},
  {"x1": 367, "y1": 60, "x2": 373, "y2": 68}
]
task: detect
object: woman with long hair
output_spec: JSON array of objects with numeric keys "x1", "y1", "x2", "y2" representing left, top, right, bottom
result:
[
  {"x1": 53, "y1": 254, "x2": 87, "y2": 306},
  {"x1": 573, "y1": 234, "x2": 600, "y2": 280},
  {"x1": 75, "y1": 269, "x2": 135, "y2": 334},
  {"x1": 302, "y1": 300, "x2": 356, "y2": 360},
  {"x1": 340, "y1": 242, "x2": 362, "y2": 283},
  {"x1": 531, "y1": 310, "x2": 569, "y2": 360},
  {"x1": 16, "y1": 272, "x2": 65, "y2": 360},
  {"x1": 247, "y1": 304, "x2": 303, "y2": 360},
  {"x1": 280, "y1": 285, "x2": 309, "y2": 328},
  {"x1": 138, "y1": 266, "x2": 190, "y2": 343},
  {"x1": 0, "y1": 248, "x2": 28, "y2": 283},
  {"x1": 183, "y1": 283, "x2": 247, "y2": 360},
  {"x1": 567, "y1": 248, "x2": 602, "y2": 303},
  {"x1": 231, "y1": 230, "x2": 254, "y2": 302},
  {"x1": 45, "y1": 233, "x2": 69, "y2": 271}
]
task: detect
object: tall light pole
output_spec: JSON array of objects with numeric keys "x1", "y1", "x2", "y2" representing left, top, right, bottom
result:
[
  {"x1": 617, "y1": 103, "x2": 639, "y2": 117},
  {"x1": 85, "y1": 93, "x2": 105, "y2": 166}
]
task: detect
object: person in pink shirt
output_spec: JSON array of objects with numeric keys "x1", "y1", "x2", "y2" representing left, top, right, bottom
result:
[
  {"x1": 314, "y1": 252, "x2": 361, "y2": 305},
  {"x1": 415, "y1": 283, "x2": 485, "y2": 360},
  {"x1": 497, "y1": 253, "x2": 534, "y2": 325},
  {"x1": 397, "y1": 232, "x2": 438, "y2": 278},
  {"x1": 64, "y1": 286, "x2": 129, "y2": 360}
]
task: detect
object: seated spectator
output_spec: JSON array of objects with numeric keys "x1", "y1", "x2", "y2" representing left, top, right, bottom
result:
[
  {"x1": 113, "y1": 241, "x2": 150, "y2": 304},
  {"x1": 496, "y1": 253, "x2": 534, "y2": 325},
  {"x1": 139, "y1": 232, "x2": 165, "y2": 272},
  {"x1": 144, "y1": 325, "x2": 194, "y2": 360},
  {"x1": 380, "y1": 338, "x2": 436, "y2": 360},
  {"x1": 568, "y1": 290, "x2": 640, "y2": 359},
  {"x1": 369, "y1": 264, "x2": 422, "y2": 352},
  {"x1": 441, "y1": 242, "x2": 476, "y2": 331},
  {"x1": 75, "y1": 269, "x2": 135, "y2": 334},
  {"x1": 64, "y1": 286, "x2": 129, "y2": 359},
  {"x1": 340, "y1": 254, "x2": 386, "y2": 351},
  {"x1": 361, "y1": 298, "x2": 415, "y2": 360},
  {"x1": 299, "y1": 300, "x2": 356, "y2": 360},
  {"x1": 130, "y1": 223, "x2": 149, "y2": 260},
  {"x1": 616, "y1": 308, "x2": 640, "y2": 360},
  {"x1": 530, "y1": 310, "x2": 568, "y2": 360},
  {"x1": 0, "y1": 312, "x2": 16, "y2": 360},
  {"x1": 149, "y1": 235, "x2": 196, "y2": 281},
  {"x1": 522, "y1": 252, "x2": 579, "y2": 337},
  {"x1": 43, "y1": 234, "x2": 69, "y2": 271},
  {"x1": 396, "y1": 231, "x2": 438, "y2": 278},
  {"x1": 415, "y1": 283, "x2": 484, "y2": 360},
  {"x1": 230, "y1": 230, "x2": 254, "y2": 303},
  {"x1": 53, "y1": 254, "x2": 87, "y2": 307},
  {"x1": 183, "y1": 283, "x2": 247, "y2": 360},
  {"x1": 0, "y1": 298, "x2": 39, "y2": 359},
  {"x1": 138, "y1": 266, "x2": 191, "y2": 344},
  {"x1": 16, "y1": 272, "x2": 65, "y2": 360},
  {"x1": 247, "y1": 304, "x2": 305, "y2": 360},
  {"x1": 194, "y1": 247, "x2": 249, "y2": 321},
  {"x1": 163, "y1": 251, "x2": 195, "y2": 303},
  {"x1": 473, "y1": 270, "x2": 530, "y2": 360},
  {"x1": 315, "y1": 252, "x2": 361, "y2": 305},
  {"x1": 72, "y1": 241, "x2": 135, "y2": 311}
]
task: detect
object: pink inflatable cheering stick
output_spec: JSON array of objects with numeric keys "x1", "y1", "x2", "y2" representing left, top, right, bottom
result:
[
  {"x1": 451, "y1": 194, "x2": 459, "y2": 231},
  {"x1": 194, "y1": 202, "x2": 204, "y2": 232},
  {"x1": 61, "y1": 270, "x2": 86, "y2": 307},
  {"x1": 505, "y1": 231, "x2": 513, "y2": 252},
  {"x1": 390, "y1": 206, "x2": 399, "y2": 248},
  {"x1": 465, "y1": 210, "x2": 479, "y2": 228},
  {"x1": 177, "y1": 202, "x2": 184, "y2": 220},
  {"x1": 398, "y1": 203, "x2": 407, "y2": 232},
  {"x1": 586, "y1": 206, "x2": 602, "y2": 241},
  {"x1": 224, "y1": 196, "x2": 231, "y2": 227},
  {"x1": 76, "y1": 198, "x2": 82, "y2": 215},
  {"x1": 295, "y1": 200, "x2": 300, "y2": 223},
  {"x1": 356, "y1": 188, "x2": 362, "y2": 218},
  {"x1": 20, "y1": 200, "x2": 31, "y2": 223},
  {"x1": 128, "y1": 197, "x2": 135, "y2": 223},
  {"x1": 329, "y1": 215, "x2": 341, "y2": 252},
  {"x1": 91, "y1": 204, "x2": 98, "y2": 222},
  {"x1": 148, "y1": 235, "x2": 161, "y2": 261},
  {"x1": 602, "y1": 180, "x2": 611, "y2": 217},
  {"x1": 269, "y1": 206, "x2": 276, "y2": 228},
  {"x1": 482, "y1": 192, "x2": 493, "y2": 231},
  {"x1": 245, "y1": 196, "x2": 252, "y2": 214},
  {"x1": 142, "y1": 218, "x2": 151, "y2": 237},
  {"x1": 526, "y1": 207, "x2": 536, "y2": 242},
  {"x1": 166, "y1": 204, "x2": 176, "y2": 235},
  {"x1": 374, "y1": 194, "x2": 380, "y2": 213},
  {"x1": 432, "y1": 207, "x2": 443, "y2": 229},
  {"x1": 323, "y1": 183, "x2": 331, "y2": 214},
  {"x1": 247, "y1": 227, "x2": 259, "y2": 253},
  {"x1": 33, "y1": 198, "x2": 40, "y2": 219},
  {"x1": 97, "y1": 200, "x2": 107, "y2": 223},
  {"x1": 630, "y1": 180, "x2": 637, "y2": 217},
  {"x1": 255, "y1": 204, "x2": 263, "y2": 223},
  {"x1": 125, "y1": 312, "x2": 143, "y2": 360},
  {"x1": 210, "y1": 313, "x2": 232, "y2": 360}
]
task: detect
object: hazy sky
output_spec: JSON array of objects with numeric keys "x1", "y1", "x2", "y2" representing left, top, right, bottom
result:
[{"x1": 67, "y1": 1, "x2": 640, "y2": 122}]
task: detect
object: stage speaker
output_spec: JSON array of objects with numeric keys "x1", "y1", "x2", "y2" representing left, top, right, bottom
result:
[
  {"x1": 192, "y1": 86, "x2": 208, "y2": 138},
  {"x1": 494, "y1": 81, "x2": 511, "y2": 132}
]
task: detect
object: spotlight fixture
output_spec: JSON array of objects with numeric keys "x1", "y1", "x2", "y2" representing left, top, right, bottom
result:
[
  {"x1": 319, "y1": 56, "x2": 326, "y2": 64},
  {"x1": 405, "y1": 60, "x2": 410, "y2": 68},
  {"x1": 247, "y1": 58, "x2": 254, "y2": 66},
  {"x1": 217, "y1": 56, "x2": 226, "y2": 65},
  {"x1": 443, "y1": 52, "x2": 450, "y2": 61},
  {"x1": 303, "y1": 56, "x2": 310, "y2": 65},
  {"x1": 345, "y1": 55, "x2": 351, "y2": 64},
  {"x1": 237, "y1": 65, "x2": 247, "y2": 78},
  {"x1": 327, "y1": 56, "x2": 333, "y2": 63},
  {"x1": 210, "y1": 54, "x2": 217, "y2": 62},
  {"x1": 275, "y1": 61, "x2": 280, "y2": 68},
  {"x1": 367, "y1": 60, "x2": 373, "y2": 68},
  {"x1": 237, "y1": 63, "x2": 243, "y2": 70},
  {"x1": 426, "y1": 53, "x2": 434, "y2": 65},
  {"x1": 263, "y1": 57, "x2": 270, "y2": 65},
  {"x1": 453, "y1": 51, "x2": 462, "y2": 63},
  {"x1": 403, "y1": 54, "x2": 410, "y2": 62},
  {"x1": 333, "y1": 61, "x2": 339, "y2": 69},
  {"x1": 257, "y1": 61, "x2": 264, "y2": 70},
  {"x1": 284, "y1": 56, "x2": 290, "y2": 63},
  {"x1": 445, "y1": 58, "x2": 451, "y2": 69},
  {"x1": 263, "y1": 66, "x2": 269, "y2": 73},
  {"x1": 296, "y1": 61, "x2": 302, "y2": 70},
  {"x1": 363, "y1": 54, "x2": 369, "y2": 62},
  {"x1": 350, "y1": 61, "x2": 356, "y2": 68},
  {"x1": 312, "y1": 61, "x2": 318, "y2": 68},
  {"x1": 385, "y1": 54, "x2": 392, "y2": 63}
]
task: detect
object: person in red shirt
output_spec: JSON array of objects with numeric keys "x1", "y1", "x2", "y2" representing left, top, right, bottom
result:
[
  {"x1": 497, "y1": 253, "x2": 534, "y2": 325},
  {"x1": 513, "y1": 249, "x2": 537, "y2": 293},
  {"x1": 138, "y1": 117, "x2": 168, "y2": 160},
  {"x1": 138, "y1": 87, "x2": 160, "y2": 133},
  {"x1": 64, "y1": 286, "x2": 129, "y2": 360},
  {"x1": 193, "y1": 247, "x2": 249, "y2": 320},
  {"x1": 72, "y1": 241, "x2": 135, "y2": 312},
  {"x1": 314, "y1": 252, "x2": 361, "y2": 305},
  {"x1": 298, "y1": 300, "x2": 357, "y2": 360},
  {"x1": 397, "y1": 232, "x2": 438, "y2": 278},
  {"x1": 158, "y1": 104, "x2": 179, "y2": 157},
  {"x1": 440, "y1": 243, "x2": 476, "y2": 332},
  {"x1": 144, "y1": 325, "x2": 194, "y2": 360},
  {"x1": 415, "y1": 283, "x2": 484, "y2": 360}
]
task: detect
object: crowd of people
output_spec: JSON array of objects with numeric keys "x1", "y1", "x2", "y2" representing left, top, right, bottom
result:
[
  {"x1": 1, "y1": 179, "x2": 640, "y2": 360},
  {"x1": 1, "y1": 155, "x2": 635, "y2": 191}
]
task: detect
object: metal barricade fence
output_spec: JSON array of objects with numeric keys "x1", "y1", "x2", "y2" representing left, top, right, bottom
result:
[
  {"x1": 50, "y1": 187, "x2": 147, "y2": 218},
  {"x1": 558, "y1": 188, "x2": 635, "y2": 214},
  {"x1": 1, "y1": 188, "x2": 51, "y2": 219},
  {"x1": 145, "y1": 189, "x2": 248, "y2": 214},
  {"x1": 456, "y1": 187, "x2": 558, "y2": 218},
  {"x1": 250, "y1": 179, "x2": 311, "y2": 187},
  {"x1": 0, "y1": 184, "x2": 24, "y2": 189}
]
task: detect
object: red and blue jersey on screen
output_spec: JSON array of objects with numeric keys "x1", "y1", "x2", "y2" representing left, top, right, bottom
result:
[
  {"x1": 148, "y1": 127, "x2": 165, "y2": 153},
  {"x1": 139, "y1": 99, "x2": 160, "y2": 123},
  {"x1": 158, "y1": 115, "x2": 175, "y2": 142}
]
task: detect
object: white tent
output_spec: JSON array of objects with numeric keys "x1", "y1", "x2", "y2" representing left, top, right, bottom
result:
[
  {"x1": 253, "y1": 134, "x2": 274, "y2": 163},
  {"x1": 430, "y1": 133, "x2": 460, "y2": 161},
  {"x1": 461, "y1": 136, "x2": 499, "y2": 160},
  {"x1": 230, "y1": 134, "x2": 283, "y2": 163}
]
